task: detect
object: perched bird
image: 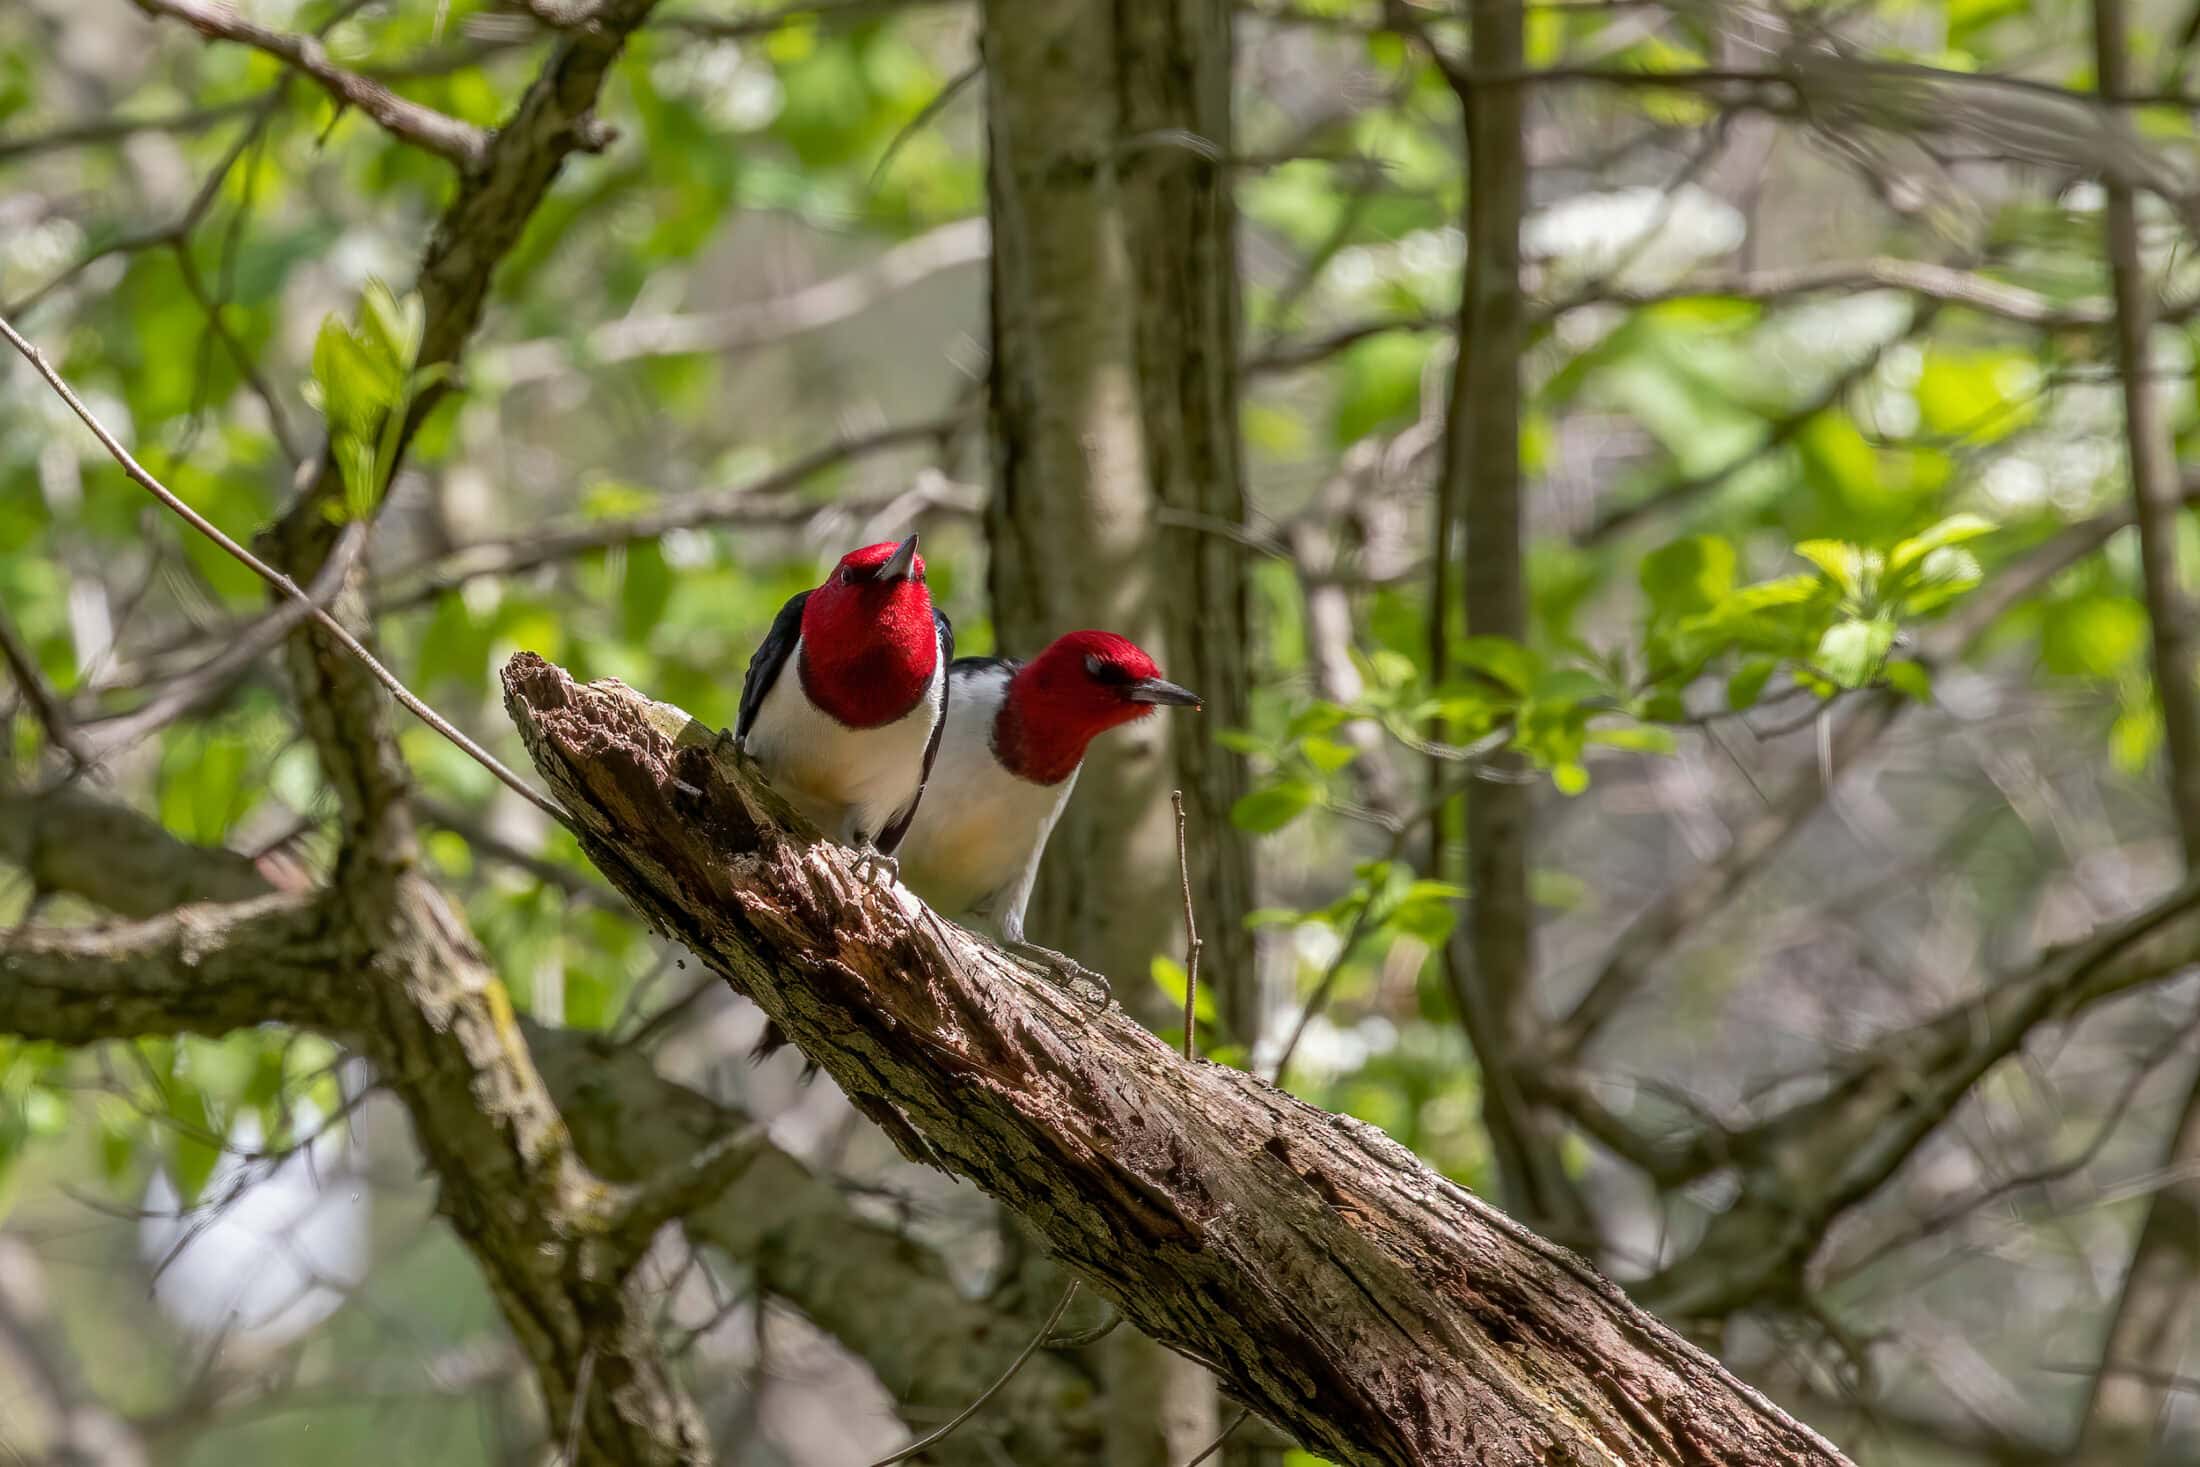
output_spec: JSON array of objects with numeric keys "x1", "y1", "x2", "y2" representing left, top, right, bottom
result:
[
  {"x1": 896, "y1": 629, "x2": 1200, "y2": 985},
  {"x1": 736, "y1": 533, "x2": 952, "y2": 880}
]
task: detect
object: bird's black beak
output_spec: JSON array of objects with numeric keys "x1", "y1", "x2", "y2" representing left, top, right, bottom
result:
[
  {"x1": 876, "y1": 533, "x2": 920, "y2": 583},
  {"x1": 1125, "y1": 676, "x2": 1202, "y2": 709}
]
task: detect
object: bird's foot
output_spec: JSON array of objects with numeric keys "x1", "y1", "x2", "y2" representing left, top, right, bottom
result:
[
  {"x1": 852, "y1": 849, "x2": 901, "y2": 887},
  {"x1": 1006, "y1": 940, "x2": 1111, "y2": 1008}
]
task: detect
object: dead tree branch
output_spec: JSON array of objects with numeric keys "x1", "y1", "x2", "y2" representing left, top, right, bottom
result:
[{"x1": 498, "y1": 651, "x2": 1854, "y2": 1467}]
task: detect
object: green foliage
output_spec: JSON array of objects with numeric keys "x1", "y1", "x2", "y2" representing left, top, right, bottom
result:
[
  {"x1": 4, "y1": 0, "x2": 2192, "y2": 1447},
  {"x1": 305, "y1": 279, "x2": 446, "y2": 522},
  {"x1": 1229, "y1": 515, "x2": 1994, "y2": 832},
  {"x1": 0, "y1": 1040, "x2": 68, "y2": 1213}
]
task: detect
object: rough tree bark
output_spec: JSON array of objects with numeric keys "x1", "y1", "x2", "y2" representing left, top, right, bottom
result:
[
  {"x1": 1428, "y1": 0, "x2": 1588, "y2": 1239},
  {"x1": 980, "y1": 0, "x2": 1255, "y2": 1039},
  {"x1": 2075, "y1": 0, "x2": 2200, "y2": 1453},
  {"x1": 75, "y1": 0, "x2": 716, "y2": 1456},
  {"x1": 0, "y1": 777, "x2": 1100, "y2": 1465},
  {"x1": 982, "y1": 2, "x2": 1251, "y2": 1456},
  {"x1": 497, "y1": 651, "x2": 1855, "y2": 1467}
]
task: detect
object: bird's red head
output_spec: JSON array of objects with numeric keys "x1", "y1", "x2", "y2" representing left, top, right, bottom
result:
[
  {"x1": 996, "y1": 630, "x2": 1202, "y2": 785},
  {"x1": 798, "y1": 534, "x2": 940, "y2": 728}
]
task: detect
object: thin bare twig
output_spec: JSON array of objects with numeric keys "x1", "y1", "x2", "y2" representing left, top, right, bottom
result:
[
  {"x1": 77, "y1": 524, "x2": 364, "y2": 762},
  {"x1": 1173, "y1": 789, "x2": 1202, "y2": 1060},
  {"x1": 1180, "y1": 1407, "x2": 1251, "y2": 1466},
  {"x1": 608, "y1": 1123, "x2": 766, "y2": 1241},
  {"x1": 655, "y1": 0, "x2": 951, "y2": 40},
  {"x1": 170, "y1": 242, "x2": 304, "y2": 464},
  {"x1": 0, "y1": 599, "x2": 93, "y2": 767},
  {"x1": 373, "y1": 415, "x2": 974, "y2": 611},
  {"x1": 415, "y1": 796, "x2": 624, "y2": 910},
  {"x1": 0, "y1": 313, "x2": 572, "y2": 829},
  {"x1": 0, "y1": 98, "x2": 263, "y2": 161},
  {"x1": 488, "y1": 221, "x2": 991, "y2": 383},
  {"x1": 131, "y1": 0, "x2": 491, "y2": 167},
  {"x1": 559, "y1": 1346, "x2": 597, "y2": 1466},
  {"x1": 1, "y1": 86, "x2": 289, "y2": 319},
  {"x1": 863, "y1": 1282, "x2": 1079, "y2": 1467},
  {"x1": 1267, "y1": 898, "x2": 1376, "y2": 1090},
  {"x1": 869, "y1": 60, "x2": 981, "y2": 190},
  {"x1": 1577, "y1": 302, "x2": 1937, "y2": 546}
]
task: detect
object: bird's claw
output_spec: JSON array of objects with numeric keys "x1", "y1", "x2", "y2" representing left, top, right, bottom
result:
[
  {"x1": 1007, "y1": 941, "x2": 1111, "y2": 1008},
  {"x1": 852, "y1": 850, "x2": 901, "y2": 887}
]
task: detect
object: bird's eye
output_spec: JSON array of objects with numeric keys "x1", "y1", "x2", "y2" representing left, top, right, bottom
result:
[{"x1": 1086, "y1": 656, "x2": 1131, "y2": 685}]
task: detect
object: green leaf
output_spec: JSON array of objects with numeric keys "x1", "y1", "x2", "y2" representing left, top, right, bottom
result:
[
  {"x1": 310, "y1": 279, "x2": 434, "y2": 524},
  {"x1": 1300, "y1": 735, "x2": 1359, "y2": 775},
  {"x1": 1915, "y1": 349, "x2": 2036, "y2": 439},
  {"x1": 1640, "y1": 535, "x2": 1736, "y2": 618},
  {"x1": 1587, "y1": 724, "x2": 1677, "y2": 754},
  {"x1": 1149, "y1": 956, "x2": 1217, "y2": 1024},
  {"x1": 337, "y1": 435, "x2": 380, "y2": 522},
  {"x1": 1530, "y1": 666, "x2": 1607, "y2": 709},
  {"x1": 1796, "y1": 412, "x2": 1890, "y2": 515},
  {"x1": 100, "y1": 1113, "x2": 139, "y2": 1182},
  {"x1": 1365, "y1": 649, "x2": 1419, "y2": 691},
  {"x1": 1815, "y1": 616, "x2": 1897, "y2": 688},
  {"x1": 1726, "y1": 655, "x2": 1776, "y2": 711},
  {"x1": 2112, "y1": 698, "x2": 2161, "y2": 773},
  {"x1": 1725, "y1": 574, "x2": 1825, "y2": 614},
  {"x1": 22, "y1": 1085, "x2": 64, "y2": 1137},
  {"x1": 1389, "y1": 880, "x2": 1464, "y2": 945},
  {"x1": 1883, "y1": 660, "x2": 1934, "y2": 702},
  {"x1": 1285, "y1": 701, "x2": 1352, "y2": 740},
  {"x1": 1331, "y1": 334, "x2": 1434, "y2": 447},
  {"x1": 1231, "y1": 780, "x2": 1317, "y2": 834},
  {"x1": 2042, "y1": 594, "x2": 2149, "y2": 678},
  {"x1": 1888, "y1": 513, "x2": 1995, "y2": 578},
  {"x1": 358, "y1": 278, "x2": 425, "y2": 369},
  {"x1": 1794, "y1": 539, "x2": 1866, "y2": 601},
  {"x1": 1455, "y1": 636, "x2": 1538, "y2": 695},
  {"x1": 166, "y1": 1084, "x2": 221, "y2": 1207},
  {"x1": 1897, "y1": 546, "x2": 1983, "y2": 614}
]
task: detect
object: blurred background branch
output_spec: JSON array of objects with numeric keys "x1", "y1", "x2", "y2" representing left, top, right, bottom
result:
[{"x1": 7, "y1": 0, "x2": 2200, "y2": 1460}]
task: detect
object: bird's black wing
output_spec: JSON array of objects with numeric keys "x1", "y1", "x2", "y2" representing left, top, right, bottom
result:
[
  {"x1": 876, "y1": 606, "x2": 955, "y2": 856},
  {"x1": 735, "y1": 589, "x2": 809, "y2": 742},
  {"x1": 948, "y1": 654, "x2": 1021, "y2": 678}
]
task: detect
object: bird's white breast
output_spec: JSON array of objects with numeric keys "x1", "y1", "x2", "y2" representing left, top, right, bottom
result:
[
  {"x1": 898, "y1": 664, "x2": 1076, "y2": 935},
  {"x1": 740, "y1": 636, "x2": 944, "y2": 846}
]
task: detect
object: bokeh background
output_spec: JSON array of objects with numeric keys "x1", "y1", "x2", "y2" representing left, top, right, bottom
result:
[{"x1": 5, "y1": 0, "x2": 2200, "y2": 1462}]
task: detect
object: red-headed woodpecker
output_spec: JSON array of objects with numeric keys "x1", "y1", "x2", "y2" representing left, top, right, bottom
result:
[
  {"x1": 735, "y1": 533, "x2": 953, "y2": 880},
  {"x1": 897, "y1": 629, "x2": 1200, "y2": 987}
]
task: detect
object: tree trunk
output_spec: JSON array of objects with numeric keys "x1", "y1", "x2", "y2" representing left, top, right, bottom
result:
[
  {"x1": 980, "y1": 0, "x2": 1255, "y2": 1043},
  {"x1": 2076, "y1": 1065, "x2": 2200, "y2": 1464},
  {"x1": 2074, "y1": 0, "x2": 2200, "y2": 1455},
  {"x1": 982, "y1": 3, "x2": 1250, "y2": 1455},
  {"x1": 1432, "y1": 0, "x2": 1588, "y2": 1239},
  {"x1": 500, "y1": 653, "x2": 1855, "y2": 1467}
]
